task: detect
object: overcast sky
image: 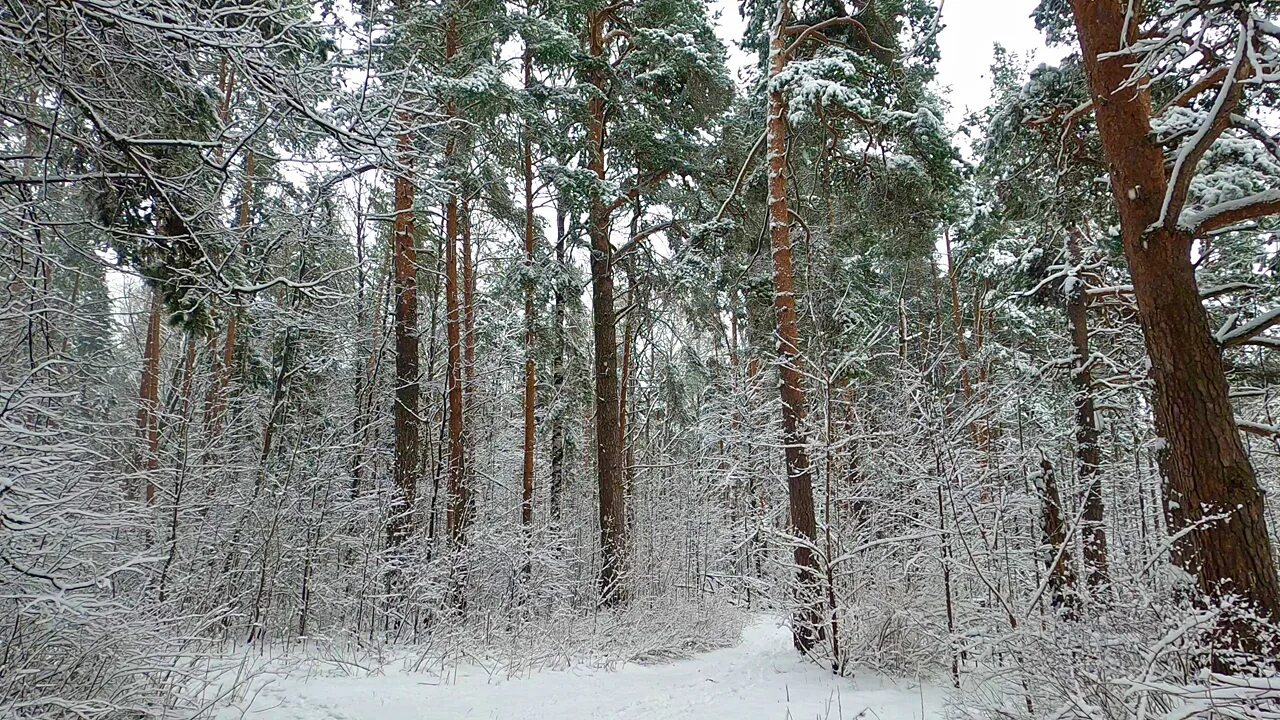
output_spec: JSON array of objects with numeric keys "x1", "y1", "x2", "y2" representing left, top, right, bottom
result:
[
  {"x1": 933, "y1": 0, "x2": 1062, "y2": 126},
  {"x1": 712, "y1": 0, "x2": 1063, "y2": 129}
]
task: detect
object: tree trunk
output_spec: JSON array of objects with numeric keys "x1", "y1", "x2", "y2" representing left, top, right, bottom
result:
[
  {"x1": 938, "y1": 485, "x2": 958, "y2": 688},
  {"x1": 1069, "y1": 0, "x2": 1280, "y2": 663},
  {"x1": 587, "y1": 6, "x2": 627, "y2": 606},
  {"x1": 943, "y1": 229, "x2": 988, "y2": 455},
  {"x1": 136, "y1": 284, "x2": 164, "y2": 504},
  {"x1": 766, "y1": 1, "x2": 822, "y2": 654},
  {"x1": 252, "y1": 325, "x2": 296, "y2": 497},
  {"x1": 441, "y1": 11, "x2": 469, "y2": 551},
  {"x1": 619, "y1": 277, "x2": 635, "y2": 494},
  {"x1": 461, "y1": 197, "x2": 478, "y2": 525},
  {"x1": 462, "y1": 198, "x2": 477, "y2": 412},
  {"x1": 1065, "y1": 229, "x2": 1109, "y2": 593},
  {"x1": 550, "y1": 206, "x2": 567, "y2": 527},
  {"x1": 521, "y1": 46, "x2": 538, "y2": 534},
  {"x1": 1039, "y1": 459, "x2": 1079, "y2": 618},
  {"x1": 388, "y1": 120, "x2": 419, "y2": 548},
  {"x1": 444, "y1": 194, "x2": 468, "y2": 545}
]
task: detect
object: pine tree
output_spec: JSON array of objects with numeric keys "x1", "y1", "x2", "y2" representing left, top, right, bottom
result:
[
  {"x1": 1062, "y1": 0, "x2": 1280, "y2": 665},
  {"x1": 554, "y1": 0, "x2": 731, "y2": 604}
]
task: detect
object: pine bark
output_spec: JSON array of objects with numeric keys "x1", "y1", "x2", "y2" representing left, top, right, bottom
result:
[
  {"x1": 521, "y1": 46, "x2": 537, "y2": 533},
  {"x1": 766, "y1": 2, "x2": 822, "y2": 653},
  {"x1": 442, "y1": 12, "x2": 469, "y2": 549},
  {"x1": 444, "y1": 194, "x2": 468, "y2": 545},
  {"x1": 1069, "y1": 0, "x2": 1280, "y2": 662},
  {"x1": 137, "y1": 284, "x2": 164, "y2": 504},
  {"x1": 587, "y1": 7, "x2": 627, "y2": 605},
  {"x1": 462, "y1": 196, "x2": 478, "y2": 520},
  {"x1": 943, "y1": 230, "x2": 988, "y2": 455},
  {"x1": 388, "y1": 120, "x2": 420, "y2": 548}
]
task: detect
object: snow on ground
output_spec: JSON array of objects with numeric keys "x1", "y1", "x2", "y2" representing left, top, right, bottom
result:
[{"x1": 222, "y1": 617, "x2": 947, "y2": 720}]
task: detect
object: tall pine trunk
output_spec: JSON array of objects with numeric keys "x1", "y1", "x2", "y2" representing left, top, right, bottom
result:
[
  {"x1": 1069, "y1": 0, "x2": 1280, "y2": 663},
  {"x1": 444, "y1": 195, "x2": 467, "y2": 545},
  {"x1": 587, "y1": 7, "x2": 626, "y2": 605},
  {"x1": 619, "y1": 278, "x2": 635, "y2": 494},
  {"x1": 943, "y1": 230, "x2": 989, "y2": 455},
  {"x1": 520, "y1": 46, "x2": 537, "y2": 534},
  {"x1": 206, "y1": 63, "x2": 240, "y2": 433},
  {"x1": 766, "y1": 1, "x2": 822, "y2": 653},
  {"x1": 442, "y1": 12, "x2": 469, "y2": 550},
  {"x1": 388, "y1": 119, "x2": 419, "y2": 548},
  {"x1": 137, "y1": 284, "x2": 164, "y2": 504}
]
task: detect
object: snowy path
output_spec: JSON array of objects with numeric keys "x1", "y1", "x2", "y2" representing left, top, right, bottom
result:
[{"x1": 226, "y1": 618, "x2": 946, "y2": 720}]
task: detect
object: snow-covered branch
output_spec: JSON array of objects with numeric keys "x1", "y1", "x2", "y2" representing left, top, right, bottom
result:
[
  {"x1": 1216, "y1": 306, "x2": 1280, "y2": 348},
  {"x1": 1182, "y1": 188, "x2": 1280, "y2": 236}
]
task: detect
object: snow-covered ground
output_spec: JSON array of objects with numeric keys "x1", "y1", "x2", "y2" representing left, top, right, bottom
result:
[{"x1": 221, "y1": 617, "x2": 947, "y2": 720}]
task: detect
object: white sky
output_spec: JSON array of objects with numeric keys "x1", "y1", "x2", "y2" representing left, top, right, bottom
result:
[
  {"x1": 712, "y1": 0, "x2": 1064, "y2": 130},
  {"x1": 933, "y1": 0, "x2": 1062, "y2": 127}
]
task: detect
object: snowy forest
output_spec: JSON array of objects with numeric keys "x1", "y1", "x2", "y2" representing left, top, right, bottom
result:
[{"x1": 4, "y1": 0, "x2": 1280, "y2": 717}]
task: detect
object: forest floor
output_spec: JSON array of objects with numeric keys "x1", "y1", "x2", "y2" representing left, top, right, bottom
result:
[{"x1": 218, "y1": 616, "x2": 947, "y2": 720}]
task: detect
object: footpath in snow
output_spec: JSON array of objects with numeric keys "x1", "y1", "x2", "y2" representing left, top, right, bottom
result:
[{"x1": 225, "y1": 617, "x2": 947, "y2": 720}]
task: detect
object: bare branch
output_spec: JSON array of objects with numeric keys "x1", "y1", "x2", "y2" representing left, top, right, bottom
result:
[
  {"x1": 783, "y1": 17, "x2": 891, "y2": 59},
  {"x1": 613, "y1": 221, "x2": 679, "y2": 265},
  {"x1": 714, "y1": 132, "x2": 766, "y2": 222}
]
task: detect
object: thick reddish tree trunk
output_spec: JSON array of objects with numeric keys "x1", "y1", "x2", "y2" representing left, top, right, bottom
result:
[
  {"x1": 943, "y1": 230, "x2": 992, "y2": 457},
  {"x1": 766, "y1": 2, "x2": 822, "y2": 653},
  {"x1": 444, "y1": 194, "x2": 467, "y2": 545},
  {"x1": 137, "y1": 285, "x2": 163, "y2": 504},
  {"x1": 1069, "y1": 0, "x2": 1280, "y2": 663},
  {"x1": 587, "y1": 7, "x2": 627, "y2": 605},
  {"x1": 440, "y1": 12, "x2": 469, "y2": 551},
  {"x1": 388, "y1": 122, "x2": 419, "y2": 548},
  {"x1": 521, "y1": 45, "x2": 537, "y2": 534}
]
